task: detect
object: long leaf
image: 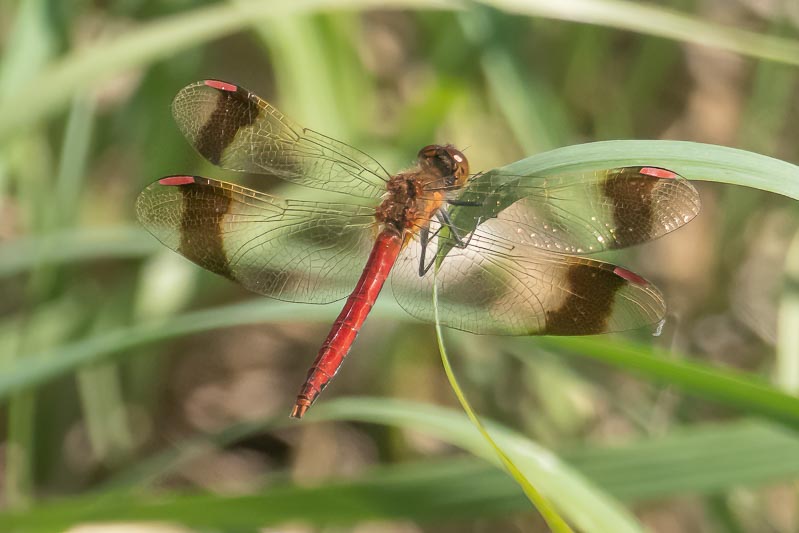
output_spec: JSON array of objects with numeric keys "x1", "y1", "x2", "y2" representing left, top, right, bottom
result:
[
  {"x1": 3, "y1": 404, "x2": 798, "y2": 532},
  {"x1": 452, "y1": 140, "x2": 799, "y2": 238},
  {"x1": 533, "y1": 336, "x2": 799, "y2": 429},
  {"x1": 433, "y1": 278, "x2": 580, "y2": 532},
  {"x1": 2, "y1": 1, "x2": 799, "y2": 142}
]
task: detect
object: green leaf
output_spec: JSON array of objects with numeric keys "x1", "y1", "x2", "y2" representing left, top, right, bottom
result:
[
  {"x1": 492, "y1": 140, "x2": 799, "y2": 198},
  {"x1": 0, "y1": 458, "x2": 524, "y2": 533},
  {"x1": 3, "y1": 0, "x2": 799, "y2": 143},
  {"x1": 483, "y1": 0, "x2": 799, "y2": 67},
  {"x1": 433, "y1": 278, "x2": 581, "y2": 532},
  {"x1": 533, "y1": 336, "x2": 799, "y2": 429},
  {"x1": 3, "y1": 404, "x2": 799, "y2": 532},
  {"x1": 777, "y1": 230, "x2": 799, "y2": 394},
  {"x1": 0, "y1": 226, "x2": 156, "y2": 278},
  {"x1": 0, "y1": 0, "x2": 441, "y2": 143},
  {"x1": 451, "y1": 140, "x2": 799, "y2": 239}
]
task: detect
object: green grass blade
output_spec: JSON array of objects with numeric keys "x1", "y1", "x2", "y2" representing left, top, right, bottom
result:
[
  {"x1": 2, "y1": 406, "x2": 799, "y2": 532},
  {"x1": 432, "y1": 279, "x2": 579, "y2": 532},
  {"x1": 483, "y1": 0, "x2": 799, "y2": 66},
  {"x1": 533, "y1": 336, "x2": 799, "y2": 429},
  {"x1": 318, "y1": 399, "x2": 643, "y2": 532},
  {"x1": 0, "y1": 226, "x2": 157, "y2": 278},
  {"x1": 53, "y1": 94, "x2": 96, "y2": 225},
  {"x1": 0, "y1": 0, "x2": 57, "y2": 99},
  {"x1": 564, "y1": 419, "x2": 799, "y2": 503},
  {"x1": 0, "y1": 0, "x2": 449, "y2": 144},
  {"x1": 106, "y1": 409, "x2": 799, "y2": 504},
  {"x1": 0, "y1": 299, "x2": 402, "y2": 401},
  {"x1": 777, "y1": 231, "x2": 799, "y2": 394},
  {"x1": 0, "y1": 459, "x2": 524, "y2": 533},
  {"x1": 450, "y1": 140, "x2": 799, "y2": 238},
  {"x1": 0, "y1": 416, "x2": 799, "y2": 533},
  {"x1": 499, "y1": 140, "x2": 799, "y2": 197},
  {"x1": 2, "y1": 1, "x2": 798, "y2": 144}
]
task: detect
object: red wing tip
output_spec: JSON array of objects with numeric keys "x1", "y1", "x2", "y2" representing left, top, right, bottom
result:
[
  {"x1": 640, "y1": 167, "x2": 679, "y2": 180},
  {"x1": 158, "y1": 176, "x2": 196, "y2": 186},
  {"x1": 614, "y1": 267, "x2": 650, "y2": 287},
  {"x1": 204, "y1": 79, "x2": 239, "y2": 92}
]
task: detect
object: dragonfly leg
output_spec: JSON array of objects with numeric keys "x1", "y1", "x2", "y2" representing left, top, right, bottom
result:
[
  {"x1": 417, "y1": 209, "x2": 483, "y2": 277},
  {"x1": 418, "y1": 226, "x2": 436, "y2": 276},
  {"x1": 437, "y1": 208, "x2": 481, "y2": 249},
  {"x1": 419, "y1": 223, "x2": 451, "y2": 276},
  {"x1": 446, "y1": 198, "x2": 483, "y2": 207}
]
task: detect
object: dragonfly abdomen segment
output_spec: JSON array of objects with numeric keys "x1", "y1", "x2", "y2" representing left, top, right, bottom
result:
[{"x1": 290, "y1": 228, "x2": 404, "y2": 418}]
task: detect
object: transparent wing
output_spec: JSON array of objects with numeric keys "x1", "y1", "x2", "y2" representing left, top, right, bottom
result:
[
  {"x1": 392, "y1": 217, "x2": 665, "y2": 335},
  {"x1": 136, "y1": 175, "x2": 376, "y2": 304},
  {"x1": 171, "y1": 80, "x2": 390, "y2": 198},
  {"x1": 449, "y1": 166, "x2": 700, "y2": 254}
]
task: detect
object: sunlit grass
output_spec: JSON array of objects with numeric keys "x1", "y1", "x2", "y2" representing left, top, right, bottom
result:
[{"x1": 1, "y1": 0, "x2": 798, "y2": 532}]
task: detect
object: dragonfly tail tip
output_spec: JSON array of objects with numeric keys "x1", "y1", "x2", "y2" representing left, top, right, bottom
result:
[{"x1": 290, "y1": 401, "x2": 310, "y2": 419}]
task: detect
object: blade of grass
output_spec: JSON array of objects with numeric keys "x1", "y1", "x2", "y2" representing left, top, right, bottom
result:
[
  {"x1": 777, "y1": 230, "x2": 799, "y2": 394},
  {"x1": 531, "y1": 336, "x2": 799, "y2": 428},
  {"x1": 432, "y1": 277, "x2": 579, "y2": 532},
  {"x1": 104, "y1": 406, "x2": 799, "y2": 504},
  {"x1": 483, "y1": 0, "x2": 799, "y2": 67},
  {"x1": 0, "y1": 458, "x2": 525, "y2": 533},
  {"x1": 0, "y1": 226, "x2": 157, "y2": 278},
  {"x1": 452, "y1": 140, "x2": 799, "y2": 239},
  {"x1": 53, "y1": 94, "x2": 96, "y2": 224},
  {"x1": 2, "y1": 0, "x2": 799, "y2": 144},
  {"x1": 2, "y1": 0, "x2": 64, "y2": 500},
  {"x1": 0, "y1": 0, "x2": 57, "y2": 99},
  {"x1": 458, "y1": 9, "x2": 574, "y2": 153},
  {"x1": 494, "y1": 140, "x2": 799, "y2": 197},
  {"x1": 3, "y1": 404, "x2": 799, "y2": 532},
  {"x1": 0, "y1": 0, "x2": 452, "y2": 144}
]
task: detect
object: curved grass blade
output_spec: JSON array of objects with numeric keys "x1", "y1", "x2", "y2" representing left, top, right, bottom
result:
[
  {"x1": 3, "y1": 409, "x2": 799, "y2": 532},
  {"x1": 432, "y1": 278, "x2": 578, "y2": 532},
  {"x1": 484, "y1": 0, "x2": 799, "y2": 67},
  {"x1": 316, "y1": 398, "x2": 645, "y2": 533},
  {"x1": 452, "y1": 140, "x2": 799, "y2": 238},
  {"x1": 3, "y1": 1, "x2": 799, "y2": 143}
]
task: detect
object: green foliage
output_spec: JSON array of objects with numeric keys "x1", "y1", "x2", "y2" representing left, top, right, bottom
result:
[{"x1": 1, "y1": 0, "x2": 799, "y2": 532}]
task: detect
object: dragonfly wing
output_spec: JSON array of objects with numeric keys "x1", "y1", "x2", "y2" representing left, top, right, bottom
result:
[
  {"x1": 452, "y1": 166, "x2": 700, "y2": 254},
  {"x1": 171, "y1": 80, "x2": 390, "y2": 198},
  {"x1": 136, "y1": 176, "x2": 376, "y2": 304},
  {"x1": 391, "y1": 218, "x2": 664, "y2": 335}
]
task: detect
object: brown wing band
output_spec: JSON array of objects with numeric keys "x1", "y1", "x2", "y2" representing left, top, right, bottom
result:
[
  {"x1": 603, "y1": 168, "x2": 657, "y2": 249},
  {"x1": 544, "y1": 263, "x2": 626, "y2": 335},
  {"x1": 195, "y1": 83, "x2": 259, "y2": 164},
  {"x1": 176, "y1": 178, "x2": 234, "y2": 279}
]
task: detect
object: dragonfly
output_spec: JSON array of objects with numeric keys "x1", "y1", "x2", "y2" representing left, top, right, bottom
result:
[{"x1": 136, "y1": 80, "x2": 701, "y2": 419}]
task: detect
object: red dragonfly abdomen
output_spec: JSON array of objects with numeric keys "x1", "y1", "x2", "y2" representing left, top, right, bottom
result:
[{"x1": 290, "y1": 228, "x2": 404, "y2": 418}]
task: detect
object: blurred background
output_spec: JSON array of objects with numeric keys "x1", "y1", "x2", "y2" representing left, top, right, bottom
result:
[{"x1": 2, "y1": 0, "x2": 799, "y2": 532}]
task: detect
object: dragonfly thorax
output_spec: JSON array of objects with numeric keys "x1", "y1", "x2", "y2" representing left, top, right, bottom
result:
[
  {"x1": 375, "y1": 144, "x2": 469, "y2": 234},
  {"x1": 375, "y1": 174, "x2": 424, "y2": 233}
]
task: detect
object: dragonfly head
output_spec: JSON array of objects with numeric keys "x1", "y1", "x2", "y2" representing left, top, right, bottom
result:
[{"x1": 417, "y1": 144, "x2": 470, "y2": 189}]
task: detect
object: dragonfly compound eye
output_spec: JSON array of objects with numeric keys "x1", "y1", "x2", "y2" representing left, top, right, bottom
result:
[{"x1": 443, "y1": 145, "x2": 469, "y2": 186}]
